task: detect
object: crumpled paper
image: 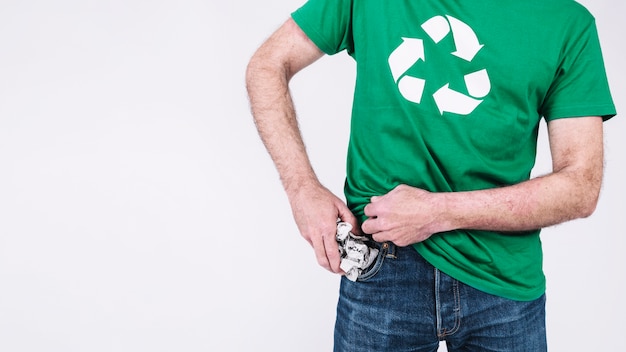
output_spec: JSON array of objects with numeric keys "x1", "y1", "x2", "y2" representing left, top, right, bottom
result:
[{"x1": 336, "y1": 222, "x2": 379, "y2": 281}]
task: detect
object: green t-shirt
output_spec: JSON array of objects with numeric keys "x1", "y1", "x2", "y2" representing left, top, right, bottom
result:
[{"x1": 292, "y1": 0, "x2": 616, "y2": 301}]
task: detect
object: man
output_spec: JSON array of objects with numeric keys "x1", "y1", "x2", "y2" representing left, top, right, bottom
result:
[{"x1": 246, "y1": 0, "x2": 616, "y2": 351}]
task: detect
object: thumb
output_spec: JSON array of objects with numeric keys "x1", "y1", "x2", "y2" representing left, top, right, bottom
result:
[{"x1": 337, "y1": 205, "x2": 362, "y2": 236}]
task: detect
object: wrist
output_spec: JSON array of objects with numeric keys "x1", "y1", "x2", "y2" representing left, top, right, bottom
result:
[
  {"x1": 284, "y1": 175, "x2": 324, "y2": 200},
  {"x1": 434, "y1": 192, "x2": 461, "y2": 233}
]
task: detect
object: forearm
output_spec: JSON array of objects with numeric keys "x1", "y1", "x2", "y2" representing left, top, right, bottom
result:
[
  {"x1": 245, "y1": 19, "x2": 324, "y2": 194},
  {"x1": 246, "y1": 61, "x2": 318, "y2": 193},
  {"x1": 440, "y1": 167, "x2": 602, "y2": 233},
  {"x1": 440, "y1": 117, "x2": 604, "y2": 233},
  {"x1": 247, "y1": 61, "x2": 357, "y2": 272}
]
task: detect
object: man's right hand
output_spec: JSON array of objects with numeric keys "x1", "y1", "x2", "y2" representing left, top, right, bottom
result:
[{"x1": 287, "y1": 182, "x2": 360, "y2": 274}]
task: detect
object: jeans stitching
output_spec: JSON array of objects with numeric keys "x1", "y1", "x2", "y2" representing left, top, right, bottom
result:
[
  {"x1": 447, "y1": 278, "x2": 462, "y2": 336},
  {"x1": 435, "y1": 268, "x2": 443, "y2": 339},
  {"x1": 437, "y1": 271, "x2": 462, "y2": 338}
]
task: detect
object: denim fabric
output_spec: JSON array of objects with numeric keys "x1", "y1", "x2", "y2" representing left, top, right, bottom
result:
[{"x1": 334, "y1": 243, "x2": 547, "y2": 352}]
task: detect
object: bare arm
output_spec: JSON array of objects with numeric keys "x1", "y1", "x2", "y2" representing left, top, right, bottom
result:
[
  {"x1": 246, "y1": 19, "x2": 358, "y2": 273},
  {"x1": 362, "y1": 116, "x2": 604, "y2": 246}
]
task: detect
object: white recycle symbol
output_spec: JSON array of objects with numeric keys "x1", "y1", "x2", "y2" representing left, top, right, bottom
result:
[{"x1": 388, "y1": 15, "x2": 491, "y2": 115}]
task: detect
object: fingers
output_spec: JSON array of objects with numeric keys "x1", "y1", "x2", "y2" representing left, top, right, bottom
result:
[
  {"x1": 363, "y1": 196, "x2": 382, "y2": 217},
  {"x1": 324, "y1": 234, "x2": 342, "y2": 273},
  {"x1": 313, "y1": 204, "x2": 354, "y2": 273},
  {"x1": 310, "y1": 229, "x2": 342, "y2": 273},
  {"x1": 362, "y1": 203, "x2": 378, "y2": 234},
  {"x1": 311, "y1": 235, "x2": 330, "y2": 271},
  {"x1": 361, "y1": 216, "x2": 386, "y2": 235},
  {"x1": 338, "y1": 205, "x2": 362, "y2": 236},
  {"x1": 362, "y1": 192, "x2": 394, "y2": 235},
  {"x1": 361, "y1": 217, "x2": 373, "y2": 234},
  {"x1": 291, "y1": 192, "x2": 358, "y2": 274},
  {"x1": 370, "y1": 229, "x2": 402, "y2": 245}
]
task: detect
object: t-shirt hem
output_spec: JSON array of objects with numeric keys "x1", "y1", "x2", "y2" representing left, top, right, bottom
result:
[
  {"x1": 543, "y1": 105, "x2": 617, "y2": 122},
  {"x1": 414, "y1": 245, "x2": 546, "y2": 302}
]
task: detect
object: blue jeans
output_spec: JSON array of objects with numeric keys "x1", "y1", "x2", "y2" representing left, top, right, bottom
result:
[{"x1": 334, "y1": 243, "x2": 547, "y2": 352}]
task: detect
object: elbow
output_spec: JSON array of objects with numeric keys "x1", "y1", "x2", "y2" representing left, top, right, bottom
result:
[
  {"x1": 574, "y1": 183, "x2": 601, "y2": 219},
  {"x1": 245, "y1": 53, "x2": 263, "y2": 91},
  {"x1": 564, "y1": 161, "x2": 604, "y2": 220},
  {"x1": 579, "y1": 168, "x2": 604, "y2": 219},
  {"x1": 246, "y1": 50, "x2": 268, "y2": 80},
  {"x1": 578, "y1": 200, "x2": 597, "y2": 219},
  {"x1": 246, "y1": 49, "x2": 289, "y2": 91}
]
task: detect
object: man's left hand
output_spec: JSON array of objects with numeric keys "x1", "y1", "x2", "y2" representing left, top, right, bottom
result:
[{"x1": 361, "y1": 184, "x2": 448, "y2": 247}]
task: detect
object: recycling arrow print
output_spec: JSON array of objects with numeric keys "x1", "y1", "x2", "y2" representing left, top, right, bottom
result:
[
  {"x1": 446, "y1": 15, "x2": 484, "y2": 62},
  {"x1": 433, "y1": 84, "x2": 482, "y2": 115},
  {"x1": 388, "y1": 38, "x2": 426, "y2": 104},
  {"x1": 421, "y1": 15, "x2": 484, "y2": 61},
  {"x1": 388, "y1": 15, "x2": 490, "y2": 115},
  {"x1": 433, "y1": 69, "x2": 491, "y2": 115}
]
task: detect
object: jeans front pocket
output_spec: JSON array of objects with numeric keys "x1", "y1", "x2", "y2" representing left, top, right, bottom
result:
[{"x1": 356, "y1": 242, "x2": 394, "y2": 282}]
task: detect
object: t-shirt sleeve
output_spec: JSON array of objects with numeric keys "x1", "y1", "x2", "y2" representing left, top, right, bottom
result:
[
  {"x1": 291, "y1": 0, "x2": 354, "y2": 56},
  {"x1": 540, "y1": 15, "x2": 616, "y2": 121}
]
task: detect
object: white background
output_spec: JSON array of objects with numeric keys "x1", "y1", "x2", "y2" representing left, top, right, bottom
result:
[{"x1": 0, "y1": 0, "x2": 623, "y2": 351}]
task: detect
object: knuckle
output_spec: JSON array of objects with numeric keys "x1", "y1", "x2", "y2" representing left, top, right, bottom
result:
[
  {"x1": 377, "y1": 217, "x2": 388, "y2": 230},
  {"x1": 322, "y1": 228, "x2": 336, "y2": 239},
  {"x1": 300, "y1": 230, "x2": 311, "y2": 240}
]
